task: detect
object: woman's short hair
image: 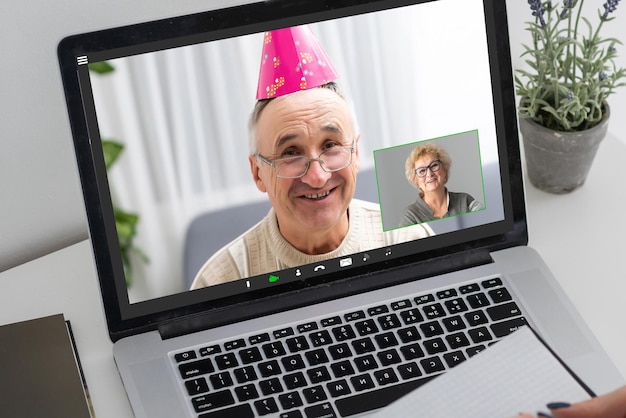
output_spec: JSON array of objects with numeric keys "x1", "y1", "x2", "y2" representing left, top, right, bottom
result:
[{"x1": 404, "y1": 142, "x2": 452, "y2": 191}]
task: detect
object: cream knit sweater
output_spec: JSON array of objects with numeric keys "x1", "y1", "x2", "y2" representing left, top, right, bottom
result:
[{"x1": 191, "y1": 199, "x2": 433, "y2": 289}]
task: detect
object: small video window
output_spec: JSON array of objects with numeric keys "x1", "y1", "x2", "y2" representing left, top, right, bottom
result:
[{"x1": 374, "y1": 130, "x2": 486, "y2": 232}]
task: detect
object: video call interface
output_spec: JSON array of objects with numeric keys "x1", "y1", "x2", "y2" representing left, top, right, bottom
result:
[{"x1": 83, "y1": 0, "x2": 507, "y2": 307}]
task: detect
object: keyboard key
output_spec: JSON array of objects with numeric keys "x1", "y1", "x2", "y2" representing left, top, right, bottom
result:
[
  {"x1": 185, "y1": 377, "x2": 209, "y2": 395},
  {"x1": 459, "y1": 283, "x2": 481, "y2": 294},
  {"x1": 305, "y1": 349, "x2": 329, "y2": 365},
  {"x1": 466, "y1": 345, "x2": 486, "y2": 357},
  {"x1": 442, "y1": 315, "x2": 466, "y2": 331},
  {"x1": 378, "y1": 313, "x2": 402, "y2": 330},
  {"x1": 179, "y1": 358, "x2": 214, "y2": 379},
  {"x1": 331, "y1": 325, "x2": 356, "y2": 341},
  {"x1": 400, "y1": 342, "x2": 424, "y2": 360},
  {"x1": 282, "y1": 412, "x2": 304, "y2": 418},
  {"x1": 327, "y1": 379, "x2": 352, "y2": 397},
  {"x1": 254, "y1": 397, "x2": 279, "y2": 415},
  {"x1": 368, "y1": 305, "x2": 389, "y2": 316},
  {"x1": 298, "y1": 322, "x2": 318, "y2": 333},
  {"x1": 468, "y1": 326, "x2": 493, "y2": 344},
  {"x1": 258, "y1": 359, "x2": 281, "y2": 377},
  {"x1": 282, "y1": 354, "x2": 306, "y2": 371},
  {"x1": 259, "y1": 377, "x2": 283, "y2": 395},
  {"x1": 397, "y1": 326, "x2": 421, "y2": 343},
  {"x1": 423, "y1": 337, "x2": 447, "y2": 354},
  {"x1": 234, "y1": 384, "x2": 259, "y2": 401},
  {"x1": 286, "y1": 336, "x2": 310, "y2": 352},
  {"x1": 487, "y1": 302, "x2": 522, "y2": 321},
  {"x1": 397, "y1": 362, "x2": 422, "y2": 379},
  {"x1": 304, "y1": 402, "x2": 337, "y2": 418},
  {"x1": 443, "y1": 350, "x2": 467, "y2": 368},
  {"x1": 420, "y1": 320, "x2": 444, "y2": 337},
  {"x1": 422, "y1": 303, "x2": 446, "y2": 319},
  {"x1": 310, "y1": 330, "x2": 333, "y2": 347},
  {"x1": 377, "y1": 349, "x2": 402, "y2": 366},
  {"x1": 466, "y1": 293, "x2": 490, "y2": 308},
  {"x1": 209, "y1": 372, "x2": 233, "y2": 389},
  {"x1": 344, "y1": 310, "x2": 366, "y2": 321},
  {"x1": 321, "y1": 316, "x2": 342, "y2": 327},
  {"x1": 279, "y1": 391, "x2": 303, "y2": 410},
  {"x1": 336, "y1": 377, "x2": 435, "y2": 416},
  {"x1": 238, "y1": 347, "x2": 262, "y2": 364},
  {"x1": 354, "y1": 319, "x2": 379, "y2": 336},
  {"x1": 262, "y1": 341, "x2": 286, "y2": 358},
  {"x1": 224, "y1": 339, "x2": 245, "y2": 350},
  {"x1": 307, "y1": 366, "x2": 332, "y2": 383},
  {"x1": 351, "y1": 337, "x2": 376, "y2": 354},
  {"x1": 192, "y1": 390, "x2": 235, "y2": 413},
  {"x1": 414, "y1": 294, "x2": 435, "y2": 305},
  {"x1": 198, "y1": 403, "x2": 253, "y2": 418},
  {"x1": 234, "y1": 366, "x2": 257, "y2": 383},
  {"x1": 328, "y1": 343, "x2": 352, "y2": 360},
  {"x1": 446, "y1": 332, "x2": 471, "y2": 349},
  {"x1": 248, "y1": 333, "x2": 270, "y2": 345},
  {"x1": 444, "y1": 298, "x2": 468, "y2": 313},
  {"x1": 491, "y1": 316, "x2": 528, "y2": 337},
  {"x1": 399, "y1": 308, "x2": 424, "y2": 324},
  {"x1": 354, "y1": 354, "x2": 378, "y2": 372},
  {"x1": 274, "y1": 327, "x2": 295, "y2": 339},
  {"x1": 199, "y1": 345, "x2": 221, "y2": 357},
  {"x1": 465, "y1": 310, "x2": 489, "y2": 326},
  {"x1": 350, "y1": 373, "x2": 375, "y2": 391},
  {"x1": 374, "y1": 332, "x2": 398, "y2": 349},
  {"x1": 283, "y1": 371, "x2": 307, "y2": 389},
  {"x1": 488, "y1": 287, "x2": 513, "y2": 303},
  {"x1": 436, "y1": 288, "x2": 457, "y2": 299},
  {"x1": 175, "y1": 350, "x2": 197, "y2": 362},
  {"x1": 420, "y1": 356, "x2": 445, "y2": 374},
  {"x1": 482, "y1": 277, "x2": 503, "y2": 288},
  {"x1": 303, "y1": 385, "x2": 328, "y2": 403},
  {"x1": 374, "y1": 367, "x2": 399, "y2": 385},
  {"x1": 331, "y1": 360, "x2": 355, "y2": 378},
  {"x1": 391, "y1": 299, "x2": 412, "y2": 310},
  {"x1": 214, "y1": 353, "x2": 238, "y2": 370}
]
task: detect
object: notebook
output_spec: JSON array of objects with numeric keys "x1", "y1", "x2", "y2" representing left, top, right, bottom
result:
[
  {"x1": 56, "y1": 0, "x2": 623, "y2": 417},
  {"x1": 372, "y1": 326, "x2": 593, "y2": 417}
]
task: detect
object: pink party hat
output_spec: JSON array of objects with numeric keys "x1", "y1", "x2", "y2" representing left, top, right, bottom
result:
[{"x1": 256, "y1": 25, "x2": 339, "y2": 100}]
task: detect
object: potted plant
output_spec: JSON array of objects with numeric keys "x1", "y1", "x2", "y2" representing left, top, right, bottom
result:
[{"x1": 515, "y1": 0, "x2": 626, "y2": 193}]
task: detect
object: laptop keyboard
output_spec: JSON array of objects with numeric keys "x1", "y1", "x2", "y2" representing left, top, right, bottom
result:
[{"x1": 171, "y1": 276, "x2": 527, "y2": 417}]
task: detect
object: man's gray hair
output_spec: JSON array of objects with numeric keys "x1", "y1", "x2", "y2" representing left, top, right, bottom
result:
[{"x1": 247, "y1": 81, "x2": 359, "y2": 155}]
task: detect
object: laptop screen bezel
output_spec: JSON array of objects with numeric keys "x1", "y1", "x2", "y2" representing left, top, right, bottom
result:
[{"x1": 58, "y1": 0, "x2": 526, "y2": 342}]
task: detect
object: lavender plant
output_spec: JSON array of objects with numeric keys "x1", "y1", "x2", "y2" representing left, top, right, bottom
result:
[{"x1": 516, "y1": 0, "x2": 626, "y2": 131}]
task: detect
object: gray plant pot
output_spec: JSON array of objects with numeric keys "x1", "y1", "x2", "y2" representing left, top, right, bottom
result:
[{"x1": 519, "y1": 105, "x2": 610, "y2": 194}]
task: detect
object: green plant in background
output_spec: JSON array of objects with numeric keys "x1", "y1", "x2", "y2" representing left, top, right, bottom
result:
[
  {"x1": 90, "y1": 62, "x2": 148, "y2": 286},
  {"x1": 516, "y1": 0, "x2": 626, "y2": 131}
]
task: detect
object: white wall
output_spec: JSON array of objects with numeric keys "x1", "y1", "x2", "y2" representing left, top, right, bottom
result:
[{"x1": 1, "y1": 0, "x2": 625, "y2": 272}]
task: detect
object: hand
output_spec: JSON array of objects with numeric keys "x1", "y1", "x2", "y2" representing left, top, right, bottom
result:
[{"x1": 515, "y1": 385, "x2": 626, "y2": 418}]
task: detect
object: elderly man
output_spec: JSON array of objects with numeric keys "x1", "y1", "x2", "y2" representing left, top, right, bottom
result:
[{"x1": 191, "y1": 26, "x2": 432, "y2": 289}]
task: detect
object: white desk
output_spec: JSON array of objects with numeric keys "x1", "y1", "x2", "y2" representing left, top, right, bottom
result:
[{"x1": 1, "y1": 133, "x2": 625, "y2": 417}]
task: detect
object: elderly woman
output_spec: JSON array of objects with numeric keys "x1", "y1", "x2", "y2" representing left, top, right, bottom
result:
[{"x1": 399, "y1": 142, "x2": 483, "y2": 226}]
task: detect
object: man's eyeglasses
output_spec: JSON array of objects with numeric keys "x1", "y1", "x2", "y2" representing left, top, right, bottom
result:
[
  {"x1": 256, "y1": 145, "x2": 355, "y2": 179},
  {"x1": 415, "y1": 159, "x2": 442, "y2": 178}
]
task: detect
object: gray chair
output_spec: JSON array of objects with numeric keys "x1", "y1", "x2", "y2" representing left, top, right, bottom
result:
[{"x1": 183, "y1": 169, "x2": 379, "y2": 287}]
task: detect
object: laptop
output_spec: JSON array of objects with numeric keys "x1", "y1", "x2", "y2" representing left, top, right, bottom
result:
[{"x1": 57, "y1": 0, "x2": 623, "y2": 416}]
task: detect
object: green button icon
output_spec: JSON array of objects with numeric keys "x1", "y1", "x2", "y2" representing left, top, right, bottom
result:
[{"x1": 268, "y1": 275, "x2": 279, "y2": 283}]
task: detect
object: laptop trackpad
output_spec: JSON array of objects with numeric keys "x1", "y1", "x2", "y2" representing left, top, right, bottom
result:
[{"x1": 508, "y1": 269, "x2": 593, "y2": 358}]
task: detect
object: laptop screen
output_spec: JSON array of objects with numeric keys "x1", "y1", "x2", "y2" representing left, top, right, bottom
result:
[{"x1": 58, "y1": 0, "x2": 524, "y2": 340}]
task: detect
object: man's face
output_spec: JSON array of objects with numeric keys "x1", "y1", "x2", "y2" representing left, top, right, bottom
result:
[{"x1": 249, "y1": 88, "x2": 359, "y2": 239}]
